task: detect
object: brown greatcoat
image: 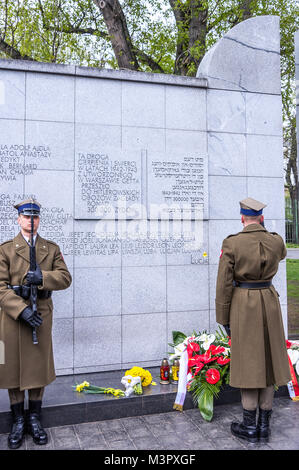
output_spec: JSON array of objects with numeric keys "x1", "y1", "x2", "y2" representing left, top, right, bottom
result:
[
  {"x1": 0, "y1": 232, "x2": 72, "y2": 390},
  {"x1": 215, "y1": 223, "x2": 291, "y2": 389}
]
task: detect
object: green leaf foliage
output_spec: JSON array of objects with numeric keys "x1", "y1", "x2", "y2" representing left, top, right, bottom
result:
[
  {"x1": 172, "y1": 330, "x2": 187, "y2": 346},
  {"x1": 189, "y1": 377, "x2": 221, "y2": 422}
]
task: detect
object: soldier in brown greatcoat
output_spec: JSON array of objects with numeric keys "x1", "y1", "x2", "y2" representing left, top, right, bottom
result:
[
  {"x1": 215, "y1": 197, "x2": 291, "y2": 443},
  {"x1": 0, "y1": 199, "x2": 72, "y2": 449}
]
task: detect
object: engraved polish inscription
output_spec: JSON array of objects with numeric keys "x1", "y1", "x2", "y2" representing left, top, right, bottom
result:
[{"x1": 75, "y1": 149, "x2": 142, "y2": 219}]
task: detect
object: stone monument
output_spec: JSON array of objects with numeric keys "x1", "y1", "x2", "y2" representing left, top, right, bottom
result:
[{"x1": 0, "y1": 15, "x2": 287, "y2": 376}]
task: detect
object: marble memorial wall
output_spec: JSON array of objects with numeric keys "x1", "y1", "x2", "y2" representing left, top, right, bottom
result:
[{"x1": 0, "y1": 16, "x2": 287, "y2": 375}]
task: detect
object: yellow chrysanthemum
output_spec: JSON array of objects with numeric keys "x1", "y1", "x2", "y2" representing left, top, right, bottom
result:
[
  {"x1": 141, "y1": 370, "x2": 152, "y2": 387},
  {"x1": 125, "y1": 367, "x2": 153, "y2": 387}
]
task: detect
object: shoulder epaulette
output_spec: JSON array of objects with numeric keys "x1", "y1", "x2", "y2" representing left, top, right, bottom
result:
[
  {"x1": 226, "y1": 232, "x2": 241, "y2": 239},
  {"x1": 45, "y1": 239, "x2": 59, "y2": 247},
  {"x1": 0, "y1": 239, "x2": 13, "y2": 247}
]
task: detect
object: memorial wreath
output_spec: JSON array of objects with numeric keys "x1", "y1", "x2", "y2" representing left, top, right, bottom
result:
[
  {"x1": 286, "y1": 339, "x2": 299, "y2": 400},
  {"x1": 170, "y1": 327, "x2": 231, "y2": 421}
]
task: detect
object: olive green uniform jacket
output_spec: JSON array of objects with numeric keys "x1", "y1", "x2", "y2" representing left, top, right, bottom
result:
[
  {"x1": 215, "y1": 224, "x2": 291, "y2": 388},
  {"x1": 0, "y1": 232, "x2": 72, "y2": 390}
]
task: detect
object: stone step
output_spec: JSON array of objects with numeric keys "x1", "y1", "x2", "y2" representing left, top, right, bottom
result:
[{"x1": 0, "y1": 368, "x2": 289, "y2": 434}]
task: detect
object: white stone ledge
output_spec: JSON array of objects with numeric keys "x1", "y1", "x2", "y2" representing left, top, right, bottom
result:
[{"x1": 0, "y1": 58, "x2": 208, "y2": 88}]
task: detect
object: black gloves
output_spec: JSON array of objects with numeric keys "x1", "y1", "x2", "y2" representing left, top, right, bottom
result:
[
  {"x1": 26, "y1": 264, "x2": 43, "y2": 286},
  {"x1": 19, "y1": 307, "x2": 42, "y2": 328},
  {"x1": 224, "y1": 324, "x2": 231, "y2": 337}
]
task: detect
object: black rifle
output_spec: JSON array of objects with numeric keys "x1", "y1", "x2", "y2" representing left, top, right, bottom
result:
[{"x1": 29, "y1": 215, "x2": 38, "y2": 345}]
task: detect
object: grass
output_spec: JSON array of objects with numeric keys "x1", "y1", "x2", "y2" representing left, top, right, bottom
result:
[
  {"x1": 286, "y1": 243, "x2": 299, "y2": 248},
  {"x1": 287, "y1": 259, "x2": 299, "y2": 280},
  {"x1": 286, "y1": 259, "x2": 299, "y2": 338}
]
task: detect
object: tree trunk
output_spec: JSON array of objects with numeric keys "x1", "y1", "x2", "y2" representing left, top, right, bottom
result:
[
  {"x1": 171, "y1": 0, "x2": 208, "y2": 76},
  {"x1": 239, "y1": 0, "x2": 255, "y2": 21},
  {"x1": 93, "y1": 0, "x2": 139, "y2": 70},
  {"x1": 0, "y1": 38, "x2": 34, "y2": 61}
]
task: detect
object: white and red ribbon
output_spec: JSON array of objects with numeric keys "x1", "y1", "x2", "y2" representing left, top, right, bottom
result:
[
  {"x1": 173, "y1": 348, "x2": 192, "y2": 411},
  {"x1": 287, "y1": 342, "x2": 299, "y2": 401}
]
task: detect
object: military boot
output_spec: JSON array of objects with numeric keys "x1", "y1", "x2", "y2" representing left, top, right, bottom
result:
[
  {"x1": 231, "y1": 408, "x2": 258, "y2": 443},
  {"x1": 8, "y1": 402, "x2": 26, "y2": 449},
  {"x1": 257, "y1": 408, "x2": 272, "y2": 442},
  {"x1": 27, "y1": 400, "x2": 48, "y2": 445}
]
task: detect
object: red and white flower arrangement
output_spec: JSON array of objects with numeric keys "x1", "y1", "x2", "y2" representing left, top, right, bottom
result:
[
  {"x1": 169, "y1": 327, "x2": 231, "y2": 421},
  {"x1": 286, "y1": 339, "x2": 299, "y2": 401}
]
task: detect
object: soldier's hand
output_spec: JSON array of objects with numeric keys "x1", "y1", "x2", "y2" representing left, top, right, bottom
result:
[
  {"x1": 224, "y1": 324, "x2": 231, "y2": 337},
  {"x1": 19, "y1": 307, "x2": 43, "y2": 328},
  {"x1": 26, "y1": 264, "x2": 43, "y2": 286}
]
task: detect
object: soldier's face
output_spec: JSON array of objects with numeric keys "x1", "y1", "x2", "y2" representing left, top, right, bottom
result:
[{"x1": 18, "y1": 214, "x2": 40, "y2": 235}]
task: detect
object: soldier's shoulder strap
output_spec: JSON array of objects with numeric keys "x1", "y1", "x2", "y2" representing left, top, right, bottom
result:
[
  {"x1": 43, "y1": 238, "x2": 59, "y2": 249},
  {"x1": 269, "y1": 231, "x2": 280, "y2": 236},
  {"x1": 37, "y1": 235, "x2": 59, "y2": 251},
  {"x1": 0, "y1": 239, "x2": 13, "y2": 248},
  {"x1": 46, "y1": 239, "x2": 59, "y2": 247},
  {"x1": 37, "y1": 233, "x2": 57, "y2": 246},
  {"x1": 268, "y1": 231, "x2": 286, "y2": 242},
  {"x1": 226, "y1": 231, "x2": 242, "y2": 239}
]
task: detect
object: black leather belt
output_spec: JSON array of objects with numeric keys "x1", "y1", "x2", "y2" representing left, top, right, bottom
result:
[
  {"x1": 8, "y1": 285, "x2": 52, "y2": 299},
  {"x1": 233, "y1": 280, "x2": 272, "y2": 289}
]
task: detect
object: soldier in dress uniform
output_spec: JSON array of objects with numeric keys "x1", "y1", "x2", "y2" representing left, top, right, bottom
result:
[
  {"x1": 0, "y1": 199, "x2": 72, "y2": 449},
  {"x1": 215, "y1": 197, "x2": 291, "y2": 443}
]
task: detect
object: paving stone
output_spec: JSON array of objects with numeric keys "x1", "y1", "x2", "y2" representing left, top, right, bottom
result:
[
  {"x1": 103, "y1": 429, "x2": 129, "y2": 442},
  {"x1": 267, "y1": 440, "x2": 299, "y2": 450},
  {"x1": 74, "y1": 421, "x2": 108, "y2": 450},
  {"x1": 126, "y1": 425, "x2": 154, "y2": 440},
  {"x1": 150, "y1": 421, "x2": 177, "y2": 437},
  {"x1": 0, "y1": 433, "x2": 8, "y2": 450},
  {"x1": 158, "y1": 432, "x2": 192, "y2": 450},
  {"x1": 212, "y1": 437, "x2": 246, "y2": 450},
  {"x1": 163, "y1": 417, "x2": 200, "y2": 434},
  {"x1": 134, "y1": 435, "x2": 162, "y2": 450},
  {"x1": 121, "y1": 416, "x2": 147, "y2": 430},
  {"x1": 187, "y1": 439, "x2": 215, "y2": 450},
  {"x1": 77, "y1": 434, "x2": 109, "y2": 450},
  {"x1": 107, "y1": 439, "x2": 136, "y2": 450},
  {"x1": 142, "y1": 413, "x2": 168, "y2": 425},
  {"x1": 164, "y1": 411, "x2": 193, "y2": 424},
  {"x1": 74, "y1": 421, "x2": 101, "y2": 434},
  {"x1": 195, "y1": 421, "x2": 229, "y2": 439},
  {"x1": 0, "y1": 396, "x2": 297, "y2": 451},
  {"x1": 175, "y1": 429, "x2": 208, "y2": 446},
  {"x1": 50, "y1": 425, "x2": 81, "y2": 450},
  {"x1": 99, "y1": 419, "x2": 125, "y2": 432},
  {"x1": 25, "y1": 432, "x2": 54, "y2": 450}
]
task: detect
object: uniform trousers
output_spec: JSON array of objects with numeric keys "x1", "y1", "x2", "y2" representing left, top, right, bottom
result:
[
  {"x1": 8, "y1": 387, "x2": 44, "y2": 405},
  {"x1": 240, "y1": 385, "x2": 274, "y2": 411}
]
